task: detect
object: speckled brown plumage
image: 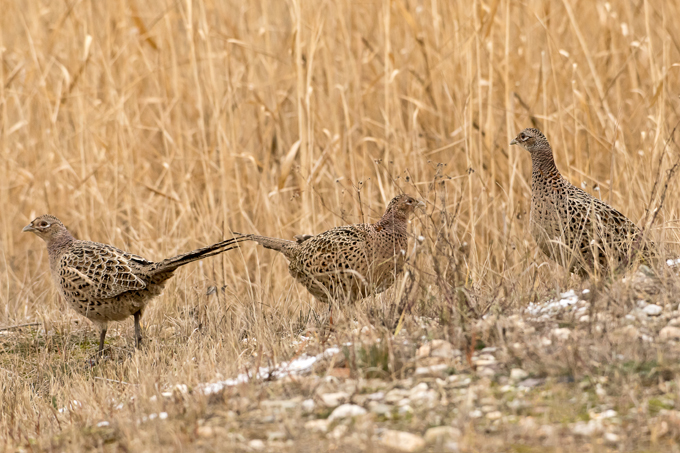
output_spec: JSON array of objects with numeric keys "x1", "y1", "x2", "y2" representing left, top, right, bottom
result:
[
  {"x1": 511, "y1": 128, "x2": 654, "y2": 274},
  {"x1": 236, "y1": 195, "x2": 423, "y2": 303},
  {"x1": 23, "y1": 215, "x2": 242, "y2": 355}
]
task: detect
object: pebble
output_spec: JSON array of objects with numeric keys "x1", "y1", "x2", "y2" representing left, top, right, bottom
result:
[
  {"x1": 328, "y1": 404, "x2": 367, "y2": 421},
  {"x1": 486, "y1": 411, "x2": 502, "y2": 420},
  {"x1": 604, "y1": 432, "x2": 620, "y2": 444},
  {"x1": 414, "y1": 364, "x2": 448, "y2": 377},
  {"x1": 477, "y1": 367, "x2": 495, "y2": 378},
  {"x1": 643, "y1": 304, "x2": 663, "y2": 316},
  {"x1": 320, "y1": 392, "x2": 349, "y2": 408},
  {"x1": 473, "y1": 354, "x2": 496, "y2": 366},
  {"x1": 301, "y1": 399, "x2": 315, "y2": 413},
  {"x1": 385, "y1": 388, "x2": 410, "y2": 403},
  {"x1": 510, "y1": 368, "x2": 528, "y2": 381},
  {"x1": 409, "y1": 389, "x2": 438, "y2": 407},
  {"x1": 267, "y1": 431, "x2": 286, "y2": 441},
  {"x1": 659, "y1": 326, "x2": 680, "y2": 341},
  {"x1": 197, "y1": 426, "x2": 215, "y2": 438},
  {"x1": 424, "y1": 426, "x2": 461, "y2": 444},
  {"x1": 379, "y1": 430, "x2": 426, "y2": 452},
  {"x1": 551, "y1": 327, "x2": 571, "y2": 341},
  {"x1": 304, "y1": 419, "x2": 330, "y2": 433},
  {"x1": 368, "y1": 402, "x2": 393, "y2": 417},
  {"x1": 328, "y1": 424, "x2": 348, "y2": 440},
  {"x1": 261, "y1": 398, "x2": 299, "y2": 411},
  {"x1": 417, "y1": 340, "x2": 456, "y2": 359},
  {"x1": 247, "y1": 439, "x2": 265, "y2": 451}
]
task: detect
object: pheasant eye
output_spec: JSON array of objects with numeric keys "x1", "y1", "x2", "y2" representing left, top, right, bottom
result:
[{"x1": 39, "y1": 221, "x2": 49, "y2": 227}]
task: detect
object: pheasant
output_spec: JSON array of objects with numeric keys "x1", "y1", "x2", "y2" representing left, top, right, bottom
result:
[
  {"x1": 510, "y1": 128, "x2": 653, "y2": 274},
  {"x1": 23, "y1": 215, "x2": 241, "y2": 355},
  {"x1": 235, "y1": 194, "x2": 424, "y2": 303}
]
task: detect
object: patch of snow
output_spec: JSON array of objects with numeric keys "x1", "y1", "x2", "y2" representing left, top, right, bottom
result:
[
  {"x1": 525, "y1": 289, "x2": 590, "y2": 320},
  {"x1": 199, "y1": 346, "x2": 342, "y2": 395}
]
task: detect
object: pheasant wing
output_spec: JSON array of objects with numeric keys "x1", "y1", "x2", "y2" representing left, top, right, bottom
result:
[{"x1": 58, "y1": 241, "x2": 149, "y2": 300}]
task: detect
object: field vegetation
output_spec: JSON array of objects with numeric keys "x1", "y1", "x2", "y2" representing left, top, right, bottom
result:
[{"x1": 1, "y1": 0, "x2": 680, "y2": 451}]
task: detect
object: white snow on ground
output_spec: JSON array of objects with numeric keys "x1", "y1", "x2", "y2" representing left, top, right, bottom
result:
[
  {"x1": 525, "y1": 290, "x2": 583, "y2": 318},
  {"x1": 667, "y1": 258, "x2": 680, "y2": 266},
  {"x1": 198, "y1": 347, "x2": 341, "y2": 395}
]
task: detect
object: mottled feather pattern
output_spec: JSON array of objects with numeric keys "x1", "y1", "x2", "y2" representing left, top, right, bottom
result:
[
  {"x1": 513, "y1": 127, "x2": 653, "y2": 274},
  {"x1": 237, "y1": 194, "x2": 420, "y2": 304},
  {"x1": 23, "y1": 214, "x2": 244, "y2": 353}
]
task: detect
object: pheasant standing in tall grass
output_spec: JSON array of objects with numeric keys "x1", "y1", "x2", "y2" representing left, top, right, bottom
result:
[
  {"x1": 23, "y1": 215, "x2": 241, "y2": 355},
  {"x1": 235, "y1": 194, "x2": 424, "y2": 303},
  {"x1": 510, "y1": 128, "x2": 654, "y2": 275}
]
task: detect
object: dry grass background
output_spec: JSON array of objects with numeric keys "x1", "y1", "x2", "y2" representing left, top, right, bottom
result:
[{"x1": 1, "y1": 0, "x2": 680, "y2": 450}]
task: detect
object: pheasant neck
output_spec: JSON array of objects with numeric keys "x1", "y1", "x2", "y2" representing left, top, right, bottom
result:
[
  {"x1": 47, "y1": 230, "x2": 76, "y2": 266},
  {"x1": 375, "y1": 210, "x2": 408, "y2": 233},
  {"x1": 531, "y1": 147, "x2": 561, "y2": 181}
]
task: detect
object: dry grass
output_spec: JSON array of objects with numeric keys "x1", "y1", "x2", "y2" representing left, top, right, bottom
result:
[{"x1": 1, "y1": 0, "x2": 680, "y2": 451}]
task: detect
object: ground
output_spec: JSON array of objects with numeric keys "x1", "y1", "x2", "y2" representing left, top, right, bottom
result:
[{"x1": 4, "y1": 266, "x2": 680, "y2": 452}]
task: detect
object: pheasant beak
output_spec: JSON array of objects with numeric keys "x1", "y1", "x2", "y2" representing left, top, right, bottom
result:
[
  {"x1": 22, "y1": 224, "x2": 35, "y2": 233},
  {"x1": 509, "y1": 138, "x2": 518, "y2": 146},
  {"x1": 417, "y1": 200, "x2": 426, "y2": 208}
]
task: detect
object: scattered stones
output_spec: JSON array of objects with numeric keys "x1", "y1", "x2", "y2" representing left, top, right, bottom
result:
[
  {"x1": 659, "y1": 326, "x2": 680, "y2": 341},
  {"x1": 328, "y1": 404, "x2": 367, "y2": 421},
  {"x1": 417, "y1": 340, "x2": 457, "y2": 359},
  {"x1": 414, "y1": 363, "x2": 448, "y2": 378},
  {"x1": 379, "y1": 430, "x2": 426, "y2": 452},
  {"x1": 473, "y1": 354, "x2": 496, "y2": 366},
  {"x1": 409, "y1": 386, "x2": 438, "y2": 407}
]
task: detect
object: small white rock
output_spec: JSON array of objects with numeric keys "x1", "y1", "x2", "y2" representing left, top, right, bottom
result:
[
  {"x1": 320, "y1": 392, "x2": 349, "y2": 408},
  {"x1": 328, "y1": 404, "x2": 367, "y2": 421},
  {"x1": 301, "y1": 399, "x2": 315, "y2": 413},
  {"x1": 469, "y1": 409, "x2": 483, "y2": 418},
  {"x1": 409, "y1": 383, "x2": 429, "y2": 395},
  {"x1": 424, "y1": 426, "x2": 462, "y2": 444},
  {"x1": 643, "y1": 304, "x2": 663, "y2": 316},
  {"x1": 328, "y1": 424, "x2": 348, "y2": 439},
  {"x1": 551, "y1": 327, "x2": 571, "y2": 341},
  {"x1": 486, "y1": 411, "x2": 502, "y2": 420},
  {"x1": 604, "y1": 432, "x2": 619, "y2": 443},
  {"x1": 304, "y1": 419, "x2": 330, "y2": 433},
  {"x1": 510, "y1": 368, "x2": 529, "y2": 381},
  {"x1": 379, "y1": 430, "x2": 426, "y2": 452},
  {"x1": 248, "y1": 439, "x2": 265, "y2": 451},
  {"x1": 660, "y1": 326, "x2": 680, "y2": 341}
]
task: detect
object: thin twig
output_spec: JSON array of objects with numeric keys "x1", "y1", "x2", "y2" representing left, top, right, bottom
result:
[{"x1": 0, "y1": 322, "x2": 40, "y2": 332}]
